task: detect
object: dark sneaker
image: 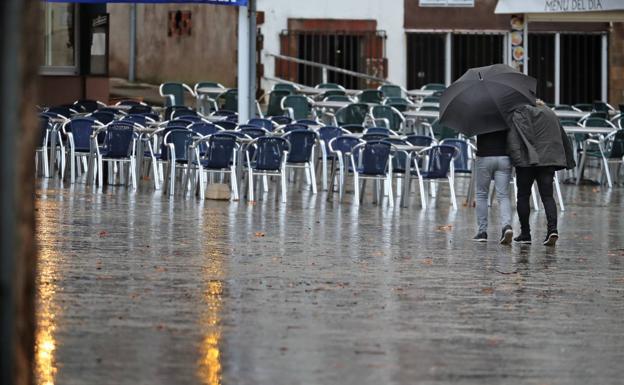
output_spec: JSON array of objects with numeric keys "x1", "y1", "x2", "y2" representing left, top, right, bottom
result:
[
  {"x1": 500, "y1": 225, "x2": 513, "y2": 245},
  {"x1": 473, "y1": 232, "x2": 487, "y2": 242},
  {"x1": 513, "y1": 234, "x2": 532, "y2": 244},
  {"x1": 543, "y1": 231, "x2": 559, "y2": 246}
]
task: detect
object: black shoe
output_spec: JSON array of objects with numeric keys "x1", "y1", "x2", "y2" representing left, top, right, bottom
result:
[
  {"x1": 543, "y1": 231, "x2": 559, "y2": 246},
  {"x1": 513, "y1": 233, "x2": 532, "y2": 244},
  {"x1": 500, "y1": 225, "x2": 513, "y2": 245},
  {"x1": 473, "y1": 232, "x2": 487, "y2": 242}
]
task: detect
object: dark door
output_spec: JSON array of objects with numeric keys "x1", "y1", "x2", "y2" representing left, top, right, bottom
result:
[
  {"x1": 560, "y1": 33, "x2": 603, "y2": 105},
  {"x1": 406, "y1": 33, "x2": 445, "y2": 89},
  {"x1": 452, "y1": 33, "x2": 504, "y2": 81},
  {"x1": 529, "y1": 33, "x2": 555, "y2": 103}
]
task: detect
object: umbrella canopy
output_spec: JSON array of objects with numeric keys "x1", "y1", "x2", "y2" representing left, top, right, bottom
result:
[{"x1": 439, "y1": 64, "x2": 537, "y2": 137}]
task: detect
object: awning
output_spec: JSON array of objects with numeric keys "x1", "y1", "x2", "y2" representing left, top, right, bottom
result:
[
  {"x1": 46, "y1": 0, "x2": 247, "y2": 4},
  {"x1": 495, "y1": 0, "x2": 624, "y2": 22}
]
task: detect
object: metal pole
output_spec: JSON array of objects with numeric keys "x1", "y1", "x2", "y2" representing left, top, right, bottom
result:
[
  {"x1": 129, "y1": 4, "x2": 137, "y2": 82},
  {"x1": 0, "y1": 0, "x2": 22, "y2": 382},
  {"x1": 248, "y1": 0, "x2": 256, "y2": 118},
  {"x1": 555, "y1": 32, "x2": 561, "y2": 105},
  {"x1": 523, "y1": 16, "x2": 529, "y2": 75},
  {"x1": 445, "y1": 32, "x2": 452, "y2": 86},
  {"x1": 601, "y1": 33, "x2": 608, "y2": 102},
  {"x1": 237, "y1": 3, "x2": 250, "y2": 123}
]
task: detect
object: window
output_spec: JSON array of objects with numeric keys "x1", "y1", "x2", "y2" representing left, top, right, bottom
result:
[
  {"x1": 560, "y1": 33, "x2": 602, "y2": 104},
  {"x1": 452, "y1": 33, "x2": 504, "y2": 80},
  {"x1": 406, "y1": 33, "x2": 445, "y2": 89},
  {"x1": 42, "y1": 3, "x2": 78, "y2": 73},
  {"x1": 528, "y1": 33, "x2": 555, "y2": 103}
]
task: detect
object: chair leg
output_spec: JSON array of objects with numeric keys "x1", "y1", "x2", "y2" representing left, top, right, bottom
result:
[
  {"x1": 418, "y1": 177, "x2": 427, "y2": 209},
  {"x1": 554, "y1": 171, "x2": 565, "y2": 211},
  {"x1": 387, "y1": 174, "x2": 394, "y2": 207},
  {"x1": 97, "y1": 157, "x2": 103, "y2": 187},
  {"x1": 42, "y1": 148, "x2": 50, "y2": 178},
  {"x1": 353, "y1": 173, "x2": 360, "y2": 205},
  {"x1": 281, "y1": 171, "x2": 287, "y2": 203},
  {"x1": 199, "y1": 168, "x2": 206, "y2": 200},
  {"x1": 309, "y1": 162, "x2": 317, "y2": 194},
  {"x1": 231, "y1": 167, "x2": 239, "y2": 201},
  {"x1": 360, "y1": 179, "x2": 367, "y2": 204},
  {"x1": 602, "y1": 156, "x2": 613, "y2": 188},
  {"x1": 449, "y1": 177, "x2": 457, "y2": 210},
  {"x1": 168, "y1": 161, "x2": 176, "y2": 196},
  {"x1": 70, "y1": 148, "x2": 76, "y2": 184},
  {"x1": 321, "y1": 155, "x2": 328, "y2": 191},
  {"x1": 247, "y1": 169, "x2": 254, "y2": 202}
]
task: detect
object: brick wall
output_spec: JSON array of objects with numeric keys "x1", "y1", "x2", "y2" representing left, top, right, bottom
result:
[{"x1": 609, "y1": 23, "x2": 624, "y2": 107}]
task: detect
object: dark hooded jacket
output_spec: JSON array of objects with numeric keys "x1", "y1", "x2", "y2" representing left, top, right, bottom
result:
[{"x1": 506, "y1": 104, "x2": 576, "y2": 170}]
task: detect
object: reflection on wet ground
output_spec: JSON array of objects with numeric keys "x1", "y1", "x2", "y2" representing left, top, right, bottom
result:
[{"x1": 35, "y1": 178, "x2": 624, "y2": 385}]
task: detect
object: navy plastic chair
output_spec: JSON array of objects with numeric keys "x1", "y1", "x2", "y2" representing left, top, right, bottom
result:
[
  {"x1": 270, "y1": 115, "x2": 293, "y2": 126},
  {"x1": 406, "y1": 135, "x2": 436, "y2": 147},
  {"x1": 36, "y1": 117, "x2": 52, "y2": 177},
  {"x1": 248, "y1": 118, "x2": 276, "y2": 131},
  {"x1": 191, "y1": 132, "x2": 239, "y2": 200},
  {"x1": 96, "y1": 121, "x2": 138, "y2": 188},
  {"x1": 317, "y1": 126, "x2": 349, "y2": 190},
  {"x1": 189, "y1": 122, "x2": 221, "y2": 137},
  {"x1": 171, "y1": 109, "x2": 199, "y2": 120},
  {"x1": 410, "y1": 145, "x2": 458, "y2": 210},
  {"x1": 214, "y1": 120, "x2": 238, "y2": 131},
  {"x1": 88, "y1": 111, "x2": 115, "y2": 125},
  {"x1": 163, "y1": 129, "x2": 197, "y2": 195},
  {"x1": 281, "y1": 123, "x2": 308, "y2": 133},
  {"x1": 440, "y1": 139, "x2": 472, "y2": 175},
  {"x1": 45, "y1": 106, "x2": 78, "y2": 119},
  {"x1": 95, "y1": 107, "x2": 125, "y2": 116},
  {"x1": 73, "y1": 99, "x2": 105, "y2": 113},
  {"x1": 327, "y1": 136, "x2": 364, "y2": 200},
  {"x1": 365, "y1": 127, "x2": 397, "y2": 136},
  {"x1": 296, "y1": 119, "x2": 321, "y2": 127},
  {"x1": 246, "y1": 136, "x2": 290, "y2": 203},
  {"x1": 165, "y1": 105, "x2": 193, "y2": 121},
  {"x1": 63, "y1": 117, "x2": 105, "y2": 183},
  {"x1": 127, "y1": 104, "x2": 154, "y2": 115},
  {"x1": 350, "y1": 140, "x2": 394, "y2": 206},
  {"x1": 342, "y1": 124, "x2": 365, "y2": 134},
  {"x1": 361, "y1": 133, "x2": 389, "y2": 142},
  {"x1": 283, "y1": 129, "x2": 319, "y2": 194},
  {"x1": 239, "y1": 125, "x2": 269, "y2": 139}
]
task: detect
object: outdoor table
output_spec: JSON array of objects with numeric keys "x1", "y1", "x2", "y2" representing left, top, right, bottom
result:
[
  {"x1": 563, "y1": 126, "x2": 616, "y2": 135},
  {"x1": 406, "y1": 89, "x2": 435, "y2": 103},
  {"x1": 554, "y1": 110, "x2": 588, "y2": 120},
  {"x1": 313, "y1": 100, "x2": 351, "y2": 110},
  {"x1": 196, "y1": 87, "x2": 229, "y2": 96}
]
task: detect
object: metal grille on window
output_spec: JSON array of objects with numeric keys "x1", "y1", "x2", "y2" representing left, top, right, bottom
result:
[
  {"x1": 560, "y1": 33, "x2": 602, "y2": 105},
  {"x1": 406, "y1": 33, "x2": 445, "y2": 89},
  {"x1": 528, "y1": 33, "x2": 555, "y2": 103},
  {"x1": 452, "y1": 33, "x2": 504, "y2": 81},
  {"x1": 278, "y1": 30, "x2": 387, "y2": 89}
]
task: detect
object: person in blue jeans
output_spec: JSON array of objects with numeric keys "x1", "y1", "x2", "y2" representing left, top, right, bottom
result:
[{"x1": 472, "y1": 130, "x2": 514, "y2": 244}]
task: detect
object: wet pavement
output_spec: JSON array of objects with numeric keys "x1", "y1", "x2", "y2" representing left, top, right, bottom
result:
[{"x1": 35, "y1": 177, "x2": 624, "y2": 385}]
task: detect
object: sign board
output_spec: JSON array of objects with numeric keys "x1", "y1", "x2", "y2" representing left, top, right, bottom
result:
[
  {"x1": 45, "y1": 0, "x2": 248, "y2": 5},
  {"x1": 419, "y1": 0, "x2": 474, "y2": 6},
  {"x1": 495, "y1": 0, "x2": 624, "y2": 13}
]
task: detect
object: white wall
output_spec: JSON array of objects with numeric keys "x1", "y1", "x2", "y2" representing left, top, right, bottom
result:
[{"x1": 257, "y1": 0, "x2": 405, "y2": 90}]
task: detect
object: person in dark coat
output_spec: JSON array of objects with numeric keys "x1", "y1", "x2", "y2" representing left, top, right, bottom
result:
[{"x1": 507, "y1": 101, "x2": 575, "y2": 246}]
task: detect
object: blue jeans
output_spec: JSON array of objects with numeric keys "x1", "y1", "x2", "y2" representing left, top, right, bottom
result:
[{"x1": 475, "y1": 156, "x2": 512, "y2": 234}]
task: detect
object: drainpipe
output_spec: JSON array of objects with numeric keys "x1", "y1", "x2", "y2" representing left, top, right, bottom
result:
[{"x1": 129, "y1": 4, "x2": 136, "y2": 82}]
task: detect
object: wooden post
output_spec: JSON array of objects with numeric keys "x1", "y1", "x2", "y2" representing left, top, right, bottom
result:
[{"x1": 0, "y1": 0, "x2": 39, "y2": 384}]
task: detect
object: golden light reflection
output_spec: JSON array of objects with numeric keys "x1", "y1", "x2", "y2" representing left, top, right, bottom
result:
[
  {"x1": 197, "y1": 248, "x2": 225, "y2": 385},
  {"x1": 35, "y1": 200, "x2": 61, "y2": 385}
]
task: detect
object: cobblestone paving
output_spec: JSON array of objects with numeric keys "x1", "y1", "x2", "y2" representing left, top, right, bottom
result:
[{"x1": 35, "y1": 178, "x2": 624, "y2": 385}]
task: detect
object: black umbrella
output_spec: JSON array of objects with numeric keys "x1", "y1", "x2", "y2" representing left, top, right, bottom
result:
[{"x1": 439, "y1": 64, "x2": 537, "y2": 137}]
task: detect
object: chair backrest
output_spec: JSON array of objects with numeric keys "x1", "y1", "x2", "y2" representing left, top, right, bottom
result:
[
  {"x1": 422, "y1": 96, "x2": 440, "y2": 104},
  {"x1": 593, "y1": 101, "x2": 614, "y2": 112},
  {"x1": 282, "y1": 95, "x2": 312, "y2": 120},
  {"x1": 284, "y1": 129, "x2": 317, "y2": 163},
  {"x1": 68, "y1": 117, "x2": 101, "y2": 152},
  {"x1": 335, "y1": 103, "x2": 369, "y2": 126},
  {"x1": 160, "y1": 82, "x2": 193, "y2": 107},
  {"x1": 248, "y1": 118, "x2": 276, "y2": 131},
  {"x1": 318, "y1": 126, "x2": 347, "y2": 145},
  {"x1": 164, "y1": 105, "x2": 193, "y2": 120},
  {"x1": 273, "y1": 83, "x2": 298, "y2": 93},
  {"x1": 239, "y1": 125, "x2": 269, "y2": 139},
  {"x1": 211, "y1": 109, "x2": 237, "y2": 117},
  {"x1": 115, "y1": 99, "x2": 145, "y2": 107},
  {"x1": 406, "y1": 135, "x2": 435, "y2": 147},
  {"x1": 295, "y1": 119, "x2": 320, "y2": 126},
  {"x1": 356, "y1": 140, "x2": 392, "y2": 176},
  {"x1": 122, "y1": 114, "x2": 152, "y2": 127},
  {"x1": 194, "y1": 81, "x2": 224, "y2": 95},
  {"x1": 361, "y1": 133, "x2": 389, "y2": 142},
  {"x1": 45, "y1": 106, "x2": 76, "y2": 118},
  {"x1": 270, "y1": 115, "x2": 292, "y2": 126},
  {"x1": 440, "y1": 139, "x2": 470, "y2": 173},
  {"x1": 164, "y1": 129, "x2": 196, "y2": 161},
  {"x1": 219, "y1": 89, "x2": 238, "y2": 112},
  {"x1": 266, "y1": 89, "x2": 291, "y2": 117},
  {"x1": 364, "y1": 127, "x2": 393, "y2": 136},
  {"x1": 127, "y1": 104, "x2": 153, "y2": 115},
  {"x1": 421, "y1": 83, "x2": 446, "y2": 91},
  {"x1": 379, "y1": 84, "x2": 403, "y2": 98},
  {"x1": 200, "y1": 132, "x2": 238, "y2": 169},
  {"x1": 612, "y1": 115, "x2": 624, "y2": 130},
  {"x1": 423, "y1": 145, "x2": 457, "y2": 179},
  {"x1": 316, "y1": 83, "x2": 345, "y2": 90},
  {"x1": 341, "y1": 124, "x2": 365, "y2": 134},
  {"x1": 171, "y1": 109, "x2": 198, "y2": 120},
  {"x1": 432, "y1": 120, "x2": 456, "y2": 140},
  {"x1": 386, "y1": 102, "x2": 408, "y2": 112},
  {"x1": 370, "y1": 105, "x2": 404, "y2": 131},
  {"x1": 321, "y1": 89, "x2": 346, "y2": 98},
  {"x1": 281, "y1": 123, "x2": 308, "y2": 133},
  {"x1": 607, "y1": 130, "x2": 624, "y2": 158},
  {"x1": 102, "y1": 121, "x2": 136, "y2": 158},
  {"x1": 574, "y1": 103, "x2": 593, "y2": 112},
  {"x1": 89, "y1": 111, "x2": 116, "y2": 125},
  {"x1": 418, "y1": 105, "x2": 440, "y2": 112},
  {"x1": 324, "y1": 95, "x2": 351, "y2": 102},
  {"x1": 358, "y1": 90, "x2": 384, "y2": 104},
  {"x1": 174, "y1": 115, "x2": 205, "y2": 123},
  {"x1": 189, "y1": 122, "x2": 220, "y2": 136},
  {"x1": 251, "y1": 137, "x2": 289, "y2": 171},
  {"x1": 214, "y1": 120, "x2": 238, "y2": 131},
  {"x1": 582, "y1": 117, "x2": 615, "y2": 128},
  {"x1": 73, "y1": 99, "x2": 103, "y2": 113},
  {"x1": 328, "y1": 136, "x2": 363, "y2": 155}
]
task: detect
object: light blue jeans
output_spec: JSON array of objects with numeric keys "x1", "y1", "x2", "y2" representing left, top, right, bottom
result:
[{"x1": 475, "y1": 156, "x2": 512, "y2": 234}]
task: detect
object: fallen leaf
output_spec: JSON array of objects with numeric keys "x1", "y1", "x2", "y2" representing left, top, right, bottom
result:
[
  {"x1": 421, "y1": 258, "x2": 433, "y2": 266},
  {"x1": 486, "y1": 336, "x2": 503, "y2": 347},
  {"x1": 98, "y1": 230, "x2": 108, "y2": 237},
  {"x1": 255, "y1": 232, "x2": 265, "y2": 237},
  {"x1": 481, "y1": 287, "x2": 494, "y2": 295},
  {"x1": 436, "y1": 224, "x2": 453, "y2": 232},
  {"x1": 592, "y1": 187, "x2": 600, "y2": 193}
]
